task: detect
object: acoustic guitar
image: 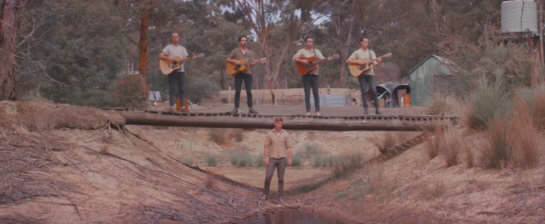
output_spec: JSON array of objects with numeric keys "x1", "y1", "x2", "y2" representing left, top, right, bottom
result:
[
  {"x1": 225, "y1": 57, "x2": 266, "y2": 76},
  {"x1": 159, "y1": 53, "x2": 204, "y2": 75},
  {"x1": 348, "y1": 52, "x2": 392, "y2": 78},
  {"x1": 296, "y1": 54, "x2": 339, "y2": 75}
]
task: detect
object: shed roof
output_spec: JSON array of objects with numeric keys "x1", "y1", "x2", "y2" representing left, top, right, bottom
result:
[{"x1": 407, "y1": 54, "x2": 459, "y2": 75}]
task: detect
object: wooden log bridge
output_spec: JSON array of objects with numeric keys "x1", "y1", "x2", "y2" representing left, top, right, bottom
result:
[{"x1": 118, "y1": 110, "x2": 456, "y2": 132}]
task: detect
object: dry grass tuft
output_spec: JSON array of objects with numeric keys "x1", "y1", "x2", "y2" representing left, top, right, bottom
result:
[
  {"x1": 0, "y1": 101, "x2": 124, "y2": 131},
  {"x1": 425, "y1": 126, "x2": 463, "y2": 167},
  {"x1": 232, "y1": 130, "x2": 244, "y2": 142},
  {"x1": 465, "y1": 147, "x2": 474, "y2": 168},
  {"x1": 483, "y1": 106, "x2": 539, "y2": 169},
  {"x1": 426, "y1": 94, "x2": 467, "y2": 116},
  {"x1": 208, "y1": 129, "x2": 227, "y2": 145},
  {"x1": 508, "y1": 102, "x2": 540, "y2": 168},
  {"x1": 208, "y1": 129, "x2": 245, "y2": 146},
  {"x1": 425, "y1": 128, "x2": 442, "y2": 159},
  {"x1": 441, "y1": 128, "x2": 461, "y2": 167},
  {"x1": 517, "y1": 86, "x2": 545, "y2": 130},
  {"x1": 368, "y1": 131, "x2": 407, "y2": 153}
]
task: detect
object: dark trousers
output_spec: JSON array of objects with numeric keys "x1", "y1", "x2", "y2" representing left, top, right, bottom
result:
[
  {"x1": 302, "y1": 74, "x2": 320, "y2": 112},
  {"x1": 264, "y1": 157, "x2": 286, "y2": 194},
  {"x1": 358, "y1": 74, "x2": 378, "y2": 109},
  {"x1": 168, "y1": 71, "x2": 185, "y2": 107},
  {"x1": 234, "y1": 73, "x2": 253, "y2": 108}
]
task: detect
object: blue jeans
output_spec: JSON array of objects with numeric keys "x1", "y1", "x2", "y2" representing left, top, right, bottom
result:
[
  {"x1": 234, "y1": 73, "x2": 253, "y2": 108},
  {"x1": 168, "y1": 71, "x2": 185, "y2": 107},
  {"x1": 302, "y1": 74, "x2": 320, "y2": 112}
]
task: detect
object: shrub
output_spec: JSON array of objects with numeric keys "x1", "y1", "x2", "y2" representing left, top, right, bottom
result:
[
  {"x1": 507, "y1": 103, "x2": 539, "y2": 168},
  {"x1": 333, "y1": 152, "x2": 364, "y2": 178},
  {"x1": 230, "y1": 151, "x2": 252, "y2": 167},
  {"x1": 426, "y1": 94, "x2": 466, "y2": 116},
  {"x1": 516, "y1": 86, "x2": 545, "y2": 130},
  {"x1": 425, "y1": 126, "x2": 462, "y2": 167},
  {"x1": 184, "y1": 75, "x2": 220, "y2": 103},
  {"x1": 183, "y1": 159, "x2": 194, "y2": 166},
  {"x1": 292, "y1": 152, "x2": 302, "y2": 166},
  {"x1": 111, "y1": 74, "x2": 148, "y2": 109},
  {"x1": 426, "y1": 95, "x2": 452, "y2": 115},
  {"x1": 305, "y1": 144, "x2": 319, "y2": 155},
  {"x1": 368, "y1": 132, "x2": 396, "y2": 154},
  {"x1": 425, "y1": 128, "x2": 442, "y2": 159},
  {"x1": 209, "y1": 130, "x2": 226, "y2": 145},
  {"x1": 483, "y1": 112, "x2": 539, "y2": 169},
  {"x1": 205, "y1": 154, "x2": 218, "y2": 167},
  {"x1": 483, "y1": 118, "x2": 511, "y2": 169},
  {"x1": 232, "y1": 130, "x2": 244, "y2": 142},
  {"x1": 441, "y1": 128, "x2": 461, "y2": 167},
  {"x1": 466, "y1": 77, "x2": 511, "y2": 130},
  {"x1": 69, "y1": 89, "x2": 114, "y2": 108},
  {"x1": 254, "y1": 152, "x2": 265, "y2": 167}
]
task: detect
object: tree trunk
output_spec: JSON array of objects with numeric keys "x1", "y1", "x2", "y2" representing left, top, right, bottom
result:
[
  {"x1": 0, "y1": 0, "x2": 24, "y2": 100},
  {"x1": 137, "y1": 0, "x2": 150, "y2": 94}
]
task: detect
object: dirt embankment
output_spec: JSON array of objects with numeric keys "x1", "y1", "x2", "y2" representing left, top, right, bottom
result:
[
  {"x1": 2, "y1": 100, "x2": 544, "y2": 224},
  {"x1": 0, "y1": 101, "x2": 267, "y2": 223}
]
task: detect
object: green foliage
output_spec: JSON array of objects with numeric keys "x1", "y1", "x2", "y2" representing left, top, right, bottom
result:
[
  {"x1": 471, "y1": 44, "x2": 533, "y2": 88},
  {"x1": 15, "y1": 0, "x2": 511, "y2": 104},
  {"x1": 183, "y1": 74, "x2": 220, "y2": 103},
  {"x1": 18, "y1": 0, "x2": 126, "y2": 106},
  {"x1": 208, "y1": 130, "x2": 226, "y2": 145},
  {"x1": 183, "y1": 158, "x2": 194, "y2": 166},
  {"x1": 254, "y1": 152, "x2": 265, "y2": 167},
  {"x1": 334, "y1": 179, "x2": 368, "y2": 201},
  {"x1": 292, "y1": 153, "x2": 302, "y2": 166},
  {"x1": 205, "y1": 154, "x2": 218, "y2": 167},
  {"x1": 112, "y1": 75, "x2": 148, "y2": 109},
  {"x1": 230, "y1": 151, "x2": 252, "y2": 167},
  {"x1": 466, "y1": 77, "x2": 512, "y2": 130},
  {"x1": 313, "y1": 154, "x2": 342, "y2": 167}
]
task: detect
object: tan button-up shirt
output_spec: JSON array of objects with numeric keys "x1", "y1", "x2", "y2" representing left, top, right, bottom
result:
[{"x1": 265, "y1": 129, "x2": 293, "y2": 159}]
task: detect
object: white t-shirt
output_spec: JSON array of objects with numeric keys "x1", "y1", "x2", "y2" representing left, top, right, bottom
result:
[{"x1": 161, "y1": 44, "x2": 189, "y2": 72}]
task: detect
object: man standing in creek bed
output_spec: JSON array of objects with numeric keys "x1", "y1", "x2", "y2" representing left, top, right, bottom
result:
[{"x1": 263, "y1": 117, "x2": 293, "y2": 203}]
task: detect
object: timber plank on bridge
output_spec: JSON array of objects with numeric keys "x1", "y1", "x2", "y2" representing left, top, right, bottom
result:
[{"x1": 117, "y1": 110, "x2": 455, "y2": 132}]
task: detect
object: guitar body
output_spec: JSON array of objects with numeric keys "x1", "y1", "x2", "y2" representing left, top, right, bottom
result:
[
  {"x1": 159, "y1": 56, "x2": 182, "y2": 75},
  {"x1": 225, "y1": 57, "x2": 266, "y2": 76},
  {"x1": 348, "y1": 60, "x2": 371, "y2": 78},
  {"x1": 296, "y1": 56, "x2": 318, "y2": 75},
  {"x1": 348, "y1": 52, "x2": 392, "y2": 78},
  {"x1": 159, "y1": 53, "x2": 204, "y2": 75},
  {"x1": 226, "y1": 59, "x2": 249, "y2": 76}
]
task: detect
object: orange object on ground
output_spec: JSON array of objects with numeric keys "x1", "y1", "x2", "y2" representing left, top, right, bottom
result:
[{"x1": 402, "y1": 94, "x2": 411, "y2": 107}]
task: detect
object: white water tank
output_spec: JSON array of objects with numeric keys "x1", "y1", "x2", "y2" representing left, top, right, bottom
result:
[{"x1": 501, "y1": 0, "x2": 538, "y2": 34}]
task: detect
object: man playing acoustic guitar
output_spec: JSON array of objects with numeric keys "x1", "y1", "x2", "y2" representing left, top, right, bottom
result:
[
  {"x1": 346, "y1": 38, "x2": 382, "y2": 114},
  {"x1": 226, "y1": 36, "x2": 262, "y2": 114},
  {"x1": 159, "y1": 32, "x2": 197, "y2": 112},
  {"x1": 293, "y1": 36, "x2": 334, "y2": 116}
]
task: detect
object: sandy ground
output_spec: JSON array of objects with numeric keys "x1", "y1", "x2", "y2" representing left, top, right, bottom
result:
[{"x1": 1, "y1": 100, "x2": 544, "y2": 223}]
